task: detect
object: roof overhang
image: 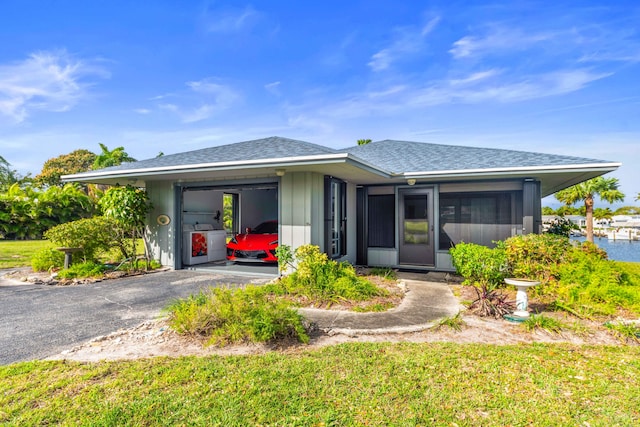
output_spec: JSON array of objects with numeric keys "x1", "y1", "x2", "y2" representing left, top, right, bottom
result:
[
  {"x1": 401, "y1": 162, "x2": 621, "y2": 197},
  {"x1": 63, "y1": 151, "x2": 620, "y2": 197},
  {"x1": 61, "y1": 153, "x2": 393, "y2": 186}
]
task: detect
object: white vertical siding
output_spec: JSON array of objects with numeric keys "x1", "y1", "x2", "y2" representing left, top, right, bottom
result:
[
  {"x1": 280, "y1": 172, "x2": 324, "y2": 252},
  {"x1": 145, "y1": 181, "x2": 175, "y2": 267}
]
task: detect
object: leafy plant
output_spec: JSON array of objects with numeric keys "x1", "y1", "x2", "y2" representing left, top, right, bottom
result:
[
  {"x1": 469, "y1": 283, "x2": 515, "y2": 318},
  {"x1": 31, "y1": 248, "x2": 65, "y2": 272},
  {"x1": 56, "y1": 262, "x2": 106, "y2": 279},
  {"x1": 522, "y1": 314, "x2": 565, "y2": 334},
  {"x1": 605, "y1": 321, "x2": 640, "y2": 344},
  {"x1": 275, "y1": 244, "x2": 294, "y2": 274},
  {"x1": 545, "y1": 216, "x2": 576, "y2": 237},
  {"x1": 99, "y1": 185, "x2": 152, "y2": 269},
  {"x1": 43, "y1": 216, "x2": 123, "y2": 262},
  {"x1": 501, "y1": 233, "x2": 572, "y2": 285},
  {"x1": 165, "y1": 286, "x2": 309, "y2": 346},
  {"x1": 449, "y1": 242, "x2": 507, "y2": 287},
  {"x1": 435, "y1": 312, "x2": 465, "y2": 331},
  {"x1": 449, "y1": 242, "x2": 512, "y2": 317},
  {"x1": 271, "y1": 244, "x2": 386, "y2": 304},
  {"x1": 0, "y1": 183, "x2": 94, "y2": 239}
]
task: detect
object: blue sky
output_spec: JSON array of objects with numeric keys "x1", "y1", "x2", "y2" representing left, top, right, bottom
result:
[{"x1": 1, "y1": 0, "x2": 639, "y2": 206}]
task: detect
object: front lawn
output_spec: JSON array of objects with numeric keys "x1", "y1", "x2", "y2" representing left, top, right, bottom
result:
[
  {"x1": 1, "y1": 343, "x2": 639, "y2": 425},
  {"x1": 0, "y1": 240, "x2": 53, "y2": 269}
]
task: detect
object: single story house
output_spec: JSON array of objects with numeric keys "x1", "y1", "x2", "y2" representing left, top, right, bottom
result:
[{"x1": 63, "y1": 137, "x2": 620, "y2": 271}]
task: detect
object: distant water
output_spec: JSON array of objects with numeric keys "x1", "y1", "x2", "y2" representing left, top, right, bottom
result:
[{"x1": 571, "y1": 236, "x2": 640, "y2": 263}]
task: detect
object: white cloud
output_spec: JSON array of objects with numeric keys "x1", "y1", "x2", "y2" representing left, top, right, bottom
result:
[
  {"x1": 0, "y1": 50, "x2": 108, "y2": 123},
  {"x1": 449, "y1": 27, "x2": 555, "y2": 59},
  {"x1": 288, "y1": 68, "x2": 610, "y2": 123},
  {"x1": 155, "y1": 78, "x2": 239, "y2": 123},
  {"x1": 264, "y1": 81, "x2": 281, "y2": 96},
  {"x1": 449, "y1": 70, "x2": 501, "y2": 86},
  {"x1": 368, "y1": 16, "x2": 440, "y2": 71},
  {"x1": 134, "y1": 108, "x2": 151, "y2": 114},
  {"x1": 202, "y1": 5, "x2": 261, "y2": 34}
]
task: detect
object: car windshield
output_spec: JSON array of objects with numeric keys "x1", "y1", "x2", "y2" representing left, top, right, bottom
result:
[{"x1": 251, "y1": 222, "x2": 277, "y2": 234}]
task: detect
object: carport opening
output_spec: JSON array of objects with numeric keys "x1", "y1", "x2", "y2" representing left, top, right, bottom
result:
[{"x1": 180, "y1": 183, "x2": 279, "y2": 275}]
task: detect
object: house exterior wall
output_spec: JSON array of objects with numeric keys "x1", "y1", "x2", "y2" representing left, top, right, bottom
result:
[
  {"x1": 280, "y1": 172, "x2": 324, "y2": 253},
  {"x1": 361, "y1": 179, "x2": 541, "y2": 271},
  {"x1": 145, "y1": 180, "x2": 176, "y2": 267}
]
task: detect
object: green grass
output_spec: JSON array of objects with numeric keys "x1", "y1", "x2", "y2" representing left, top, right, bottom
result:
[
  {"x1": 523, "y1": 314, "x2": 565, "y2": 334},
  {"x1": 1, "y1": 343, "x2": 639, "y2": 425},
  {"x1": 0, "y1": 240, "x2": 53, "y2": 269},
  {"x1": 0, "y1": 239, "x2": 147, "y2": 270}
]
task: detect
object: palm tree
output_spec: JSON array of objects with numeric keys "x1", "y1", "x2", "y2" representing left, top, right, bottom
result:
[
  {"x1": 555, "y1": 177, "x2": 625, "y2": 242},
  {"x1": 92, "y1": 143, "x2": 136, "y2": 170},
  {"x1": 357, "y1": 139, "x2": 372, "y2": 145}
]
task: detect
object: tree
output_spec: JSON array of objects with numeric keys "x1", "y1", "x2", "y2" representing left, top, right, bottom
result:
[
  {"x1": 92, "y1": 143, "x2": 136, "y2": 170},
  {"x1": 0, "y1": 156, "x2": 29, "y2": 190},
  {"x1": 593, "y1": 207, "x2": 613, "y2": 221},
  {"x1": 555, "y1": 177, "x2": 625, "y2": 242},
  {"x1": 35, "y1": 149, "x2": 96, "y2": 187},
  {"x1": 99, "y1": 185, "x2": 152, "y2": 268},
  {"x1": 614, "y1": 206, "x2": 640, "y2": 215},
  {"x1": 357, "y1": 139, "x2": 372, "y2": 145},
  {"x1": 541, "y1": 206, "x2": 556, "y2": 215}
]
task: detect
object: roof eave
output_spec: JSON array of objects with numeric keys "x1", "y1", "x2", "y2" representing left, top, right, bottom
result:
[
  {"x1": 62, "y1": 152, "x2": 393, "y2": 183},
  {"x1": 401, "y1": 162, "x2": 622, "y2": 179}
]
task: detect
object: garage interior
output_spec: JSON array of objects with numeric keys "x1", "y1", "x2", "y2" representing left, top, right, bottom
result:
[{"x1": 180, "y1": 183, "x2": 279, "y2": 276}]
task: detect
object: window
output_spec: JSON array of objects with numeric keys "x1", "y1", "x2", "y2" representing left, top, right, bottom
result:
[
  {"x1": 439, "y1": 192, "x2": 521, "y2": 250},
  {"x1": 325, "y1": 177, "x2": 346, "y2": 258},
  {"x1": 368, "y1": 194, "x2": 395, "y2": 247}
]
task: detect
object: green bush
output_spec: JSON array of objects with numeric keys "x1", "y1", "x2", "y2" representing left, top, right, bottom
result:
[
  {"x1": 555, "y1": 250, "x2": 640, "y2": 316},
  {"x1": 57, "y1": 262, "x2": 106, "y2": 279},
  {"x1": 0, "y1": 183, "x2": 94, "y2": 240},
  {"x1": 449, "y1": 242, "x2": 507, "y2": 287},
  {"x1": 271, "y1": 245, "x2": 386, "y2": 303},
  {"x1": 501, "y1": 234, "x2": 573, "y2": 284},
  {"x1": 31, "y1": 248, "x2": 65, "y2": 272},
  {"x1": 165, "y1": 286, "x2": 309, "y2": 346},
  {"x1": 499, "y1": 234, "x2": 640, "y2": 317},
  {"x1": 44, "y1": 216, "x2": 124, "y2": 262}
]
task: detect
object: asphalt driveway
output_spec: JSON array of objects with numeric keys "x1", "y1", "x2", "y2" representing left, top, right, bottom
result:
[{"x1": 0, "y1": 270, "x2": 270, "y2": 365}]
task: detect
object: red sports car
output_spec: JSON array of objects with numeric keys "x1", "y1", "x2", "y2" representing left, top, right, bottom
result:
[{"x1": 226, "y1": 220, "x2": 278, "y2": 263}]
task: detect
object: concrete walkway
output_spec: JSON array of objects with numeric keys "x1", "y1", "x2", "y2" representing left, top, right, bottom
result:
[{"x1": 299, "y1": 273, "x2": 461, "y2": 335}]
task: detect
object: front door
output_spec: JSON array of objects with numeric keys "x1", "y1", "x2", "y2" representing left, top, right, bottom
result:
[{"x1": 399, "y1": 188, "x2": 434, "y2": 266}]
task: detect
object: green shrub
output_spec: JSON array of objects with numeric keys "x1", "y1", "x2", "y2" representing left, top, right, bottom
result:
[
  {"x1": 499, "y1": 234, "x2": 640, "y2": 317},
  {"x1": 165, "y1": 286, "x2": 309, "y2": 346},
  {"x1": 271, "y1": 245, "x2": 386, "y2": 303},
  {"x1": 545, "y1": 216, "x2": 576, "y2": 237},
  {"x1": 501, "y1": 234, "x2": 573, "y2": 284},
  {"x1": 44, "y1": 216, "x2": 124, "y2": 262},
  {"x1": 449, "y1": 242, "x2": 507, "y2": 287},
  {"x1": 57, "y1": 262, "x2": 106, "y2": 279},
  {"x1": 449, "y1": 242, "x2": 512, "y2": 317},
  {"x1": 31, "y1": 248, "x2": 65, "y2": 272},
  {"x1": 555, "y1": 250, "x2": 640, "y2": 317}
]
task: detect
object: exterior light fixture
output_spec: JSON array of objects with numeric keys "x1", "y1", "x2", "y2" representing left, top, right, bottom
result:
[
  {"x1": 275, "y1": 169, "x2": 286, "y2": 177},
  {"x1": 407, "y1": 179, "x2": 416, "y2": 186}
]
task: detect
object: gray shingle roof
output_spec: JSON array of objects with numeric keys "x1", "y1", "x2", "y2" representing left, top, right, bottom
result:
[
  {"x1": 94, "y1": 136, "x2": 339, "y2": 172},
  {"x1": 345, "y1": 140, "x2": 612, "y2": 174}
]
